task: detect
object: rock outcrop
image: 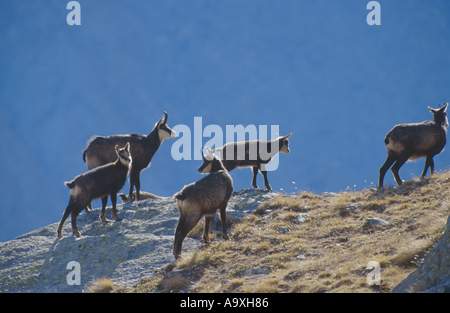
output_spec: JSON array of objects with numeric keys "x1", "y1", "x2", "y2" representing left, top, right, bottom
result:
[
  {"x1": 393, "y1": 214, "x2": 450, "y2": 293},
  {"x1": 0, "y1": 189, "x2": 279, "y2": 293}
]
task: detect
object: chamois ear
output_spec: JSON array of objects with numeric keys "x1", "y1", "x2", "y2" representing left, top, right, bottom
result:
[
  {"x1": 284, "y1": 133, "x2": 292, "y2": 139},
  {"x1": 205, "y1": 146, "x2": 214, "y2": 161},
  {"x1": 428, "y1": 106, "x2": 437, "y2": 113},
  {"x1": 157, "y1": 115, "x2": 164, "y2": 125},
  {"x1": 442, "y1": 103, "x2": 448, "y2": 112},
  {"x1": 125, "y1": 142, "x2": 130, "y2": 152},
  {"x1": 114, "y1": 144, "x2": 120, "y2": 155}
]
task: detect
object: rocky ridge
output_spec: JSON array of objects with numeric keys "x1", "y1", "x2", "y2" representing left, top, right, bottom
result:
[{"x1": 0, "y1": 189, "x2": 279, "y2": 293}]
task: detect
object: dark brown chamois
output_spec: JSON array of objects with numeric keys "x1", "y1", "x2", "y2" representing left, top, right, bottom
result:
[
  {"x1": 118, "y1": 191, "x2": 158, "y2": 203},
  {"x1": 203, "y1": 133, "x2": 292, "y2": 191},
  {"x1": 57, "y1": 143, "x2": 132, "y2": 238},
  {"x1": 173, "y1": 147, "x2": 233, "y2": 259},
  {"x1": 83, "y1": 112, "x2": 176, "y2": 204},
  {"x1": 379, "y1": 103, "x2": 448, "y2": 188}
]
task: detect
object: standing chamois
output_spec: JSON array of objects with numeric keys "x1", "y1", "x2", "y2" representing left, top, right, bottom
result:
[
  {"x1": 83, "y1": 112, "x2": 176, "y2": 204},
  {"x1": 379, "y1": 103, "x2": 448, "y2": 188},
  {"x1": 57, "y1": 143, "x2": 132, "y2": 238},
  {"x1": 173, "y1": 147, "x2": 233, "y2": 259},
  {"x1": 203, "y1": 133, "x2": 292, "y2": 191}
]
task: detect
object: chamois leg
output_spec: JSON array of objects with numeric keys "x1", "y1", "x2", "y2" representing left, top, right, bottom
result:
[
  {"x1": 128, "y1": 170, "x2": 141, "y2": 201},
  {"x1": 70, "y1": 206, "x2": 84, "y2": 237},
  {"x1": 203, "y1": 216, "x2": 213, "y2": 243},
  {"x1": 173, "y1": 213, "x2": 186, "y2": 257},
  {"x1": 421, "y1": 155, "x2": 434, "y2": 178},
  {"x1": 173, "y1": 213, "x2": 203, "y2": 259},
  {"x1": 219, "y1": 202, "x2": 229, "y2": 240},
  {"x1": 99, "y1": 196, "x2": 109, "y2": 223},
  {"x1": 110, "y1": 193, "x2": 121, "y2": 221},
  {"x1": 57, "y1": 200, "x2": 76, "y2": 238},
  {"x1": 391, "y1": 155, "x2": 409, "y2": 186},
  {"x1": 261, "y1": 170, "x2": 272, "y2": 191},
  {"x1": 378, "y1": 154, "x2": 396, "y2": 188},
  {"x1": 251, "y1": 167, "x2": 259, "y2": 189}
]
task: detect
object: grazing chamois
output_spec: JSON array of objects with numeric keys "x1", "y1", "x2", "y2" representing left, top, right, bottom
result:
[
  {"x1": 379, "y1": 103, "x2": 448, "y2": 188},
  {"x1": 204, "y1": 133, "x2": 292, "y2": 191},
  {"x1": 173, "y1": 147, "x2": 233, "y2": 259},
  {"x1": 119, "y1": 191, "x2": 158, "y2": 203},
  {"x1": 83, "y1": 112, "x2": 176, "y2": 204},
  {"x1": 57, "y1": 143, "x2": 132, "y2": 238}
]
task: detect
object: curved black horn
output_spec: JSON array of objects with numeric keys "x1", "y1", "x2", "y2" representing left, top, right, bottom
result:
[{"x1": 163, "y1": 111, "x2": 168, "y2": 124}]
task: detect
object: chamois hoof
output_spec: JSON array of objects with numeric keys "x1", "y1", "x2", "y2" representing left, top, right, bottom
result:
[
  {"x1": 99, "y1": 214, "x2": 109, "y2": 223},
  {"x1": 112, "y1": 214, "x2": 122, "y2": 222},
  {"x1": 202, "y1": 236, "x2": 210, "y2": 244}
]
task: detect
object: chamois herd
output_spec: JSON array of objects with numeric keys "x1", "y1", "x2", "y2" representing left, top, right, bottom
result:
[{"x1": 58, "y1": 104, "x2": 448, "y2": 259}]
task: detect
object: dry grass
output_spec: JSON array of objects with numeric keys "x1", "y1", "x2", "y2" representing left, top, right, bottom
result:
[
  {"x1": 85, "y1": 277, "x2": 115, "y2": 293},
  {"x1": 124, "y1": 170, "x2": 450, "y2": 293}
]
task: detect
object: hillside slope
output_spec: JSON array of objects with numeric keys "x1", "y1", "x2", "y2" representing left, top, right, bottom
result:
[
  {"x1": 0, "y1": 189, "x2": 277, "y2": 293},
  {"x1": 1, "y1": 172, "x2": 450, "y2": 293},
  {"x1": 125, "y1": 172, "x2": 450, "y2": 293}
]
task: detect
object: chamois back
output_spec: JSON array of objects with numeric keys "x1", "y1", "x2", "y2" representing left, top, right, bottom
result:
[
  {"x1": 82, "y1": 112, "x2": 176, "y2": 202},
  {"x1": 57, "y1": 143, "x2": 132, "y2": 238},
  {"x1": 378, "y1": 103, "x2": 448, "y2": 188}
]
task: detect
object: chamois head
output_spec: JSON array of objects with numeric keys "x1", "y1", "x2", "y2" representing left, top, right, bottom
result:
[
  {"x1": 198, "y1": 147, "x2": 224, "y2": 174},
  {"x1": 428, "y1": 103, "x2": 448, "y2": 127},
  {"x1": 115, "y1": 142, "x2": 132, "y2": 167},
  {"x1": 278, "y1": 133, "x2": 292, "y2": 154},
  {"x1": 156, "y1": 111, "x2": 177, "y2": 142}
]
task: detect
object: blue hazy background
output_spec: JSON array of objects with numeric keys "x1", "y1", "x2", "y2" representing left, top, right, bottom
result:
[{"x1": 1, "y1": 1, "x2": 449, "y2": 241}]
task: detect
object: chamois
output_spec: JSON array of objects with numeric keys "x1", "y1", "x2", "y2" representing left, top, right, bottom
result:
[
  {"x1": 119, "y1": 191, "x2": 158, "y2": 203},
  {"x1": 83, "y1": 112, "x2": 176, "y2": 204},
  {"x1": 378, "y1": 103, "x2": 448, "y2": 188},
  {"x1": 173, "y1": 147, "x2": 233, "y2": 259},
  {"x1": 203, "y1": 133, "x2": 292, "y2": 191},
  {"x1": 57, "y1": 143, "x2": 132, "y2": 238}
]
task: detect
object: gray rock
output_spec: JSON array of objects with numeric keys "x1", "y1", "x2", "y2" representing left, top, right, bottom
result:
[
  {"x1": 365, "y1": 217, "x2": 389, "y2": 226},
  {"x1": 277, "y1": 226, "x2": 289, "y2": 234},
  {"x1": 393, "y1": 214, "x2": 450, "y2": 293},
  {"x1": 339, "y1": 204, "x2": 359, "y2": 216},
  {"x1": 295, "y1": 213, "x2": 309, "y2": 223},
  {"x1": 0, "y1": 189, "x2": 276, "y2": 293}
]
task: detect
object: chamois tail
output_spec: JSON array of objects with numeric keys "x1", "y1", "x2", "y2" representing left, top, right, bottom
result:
[{"x1": 64, "y1": 180, "x2": 76, "y2": 189}]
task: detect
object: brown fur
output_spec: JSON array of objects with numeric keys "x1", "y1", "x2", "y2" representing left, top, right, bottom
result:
[
  {"x1": 379, "y1": 104, "x2": 448, "y2": 188},
  {"x1": 83, "y1": 112, "x2": 176, "y2": 205},
  {"x1": 119, "y1": 191, "x2": 158, "y2": 203},
  {"x1": 57, "y1": 143, "x2": 131, "y2": 238},
  {"x1": 173, "y1": 147, "x2": 233, "y2": 259},
  {"x1": 206, "y1": 133, "x2": 291, "y2": 191}
]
